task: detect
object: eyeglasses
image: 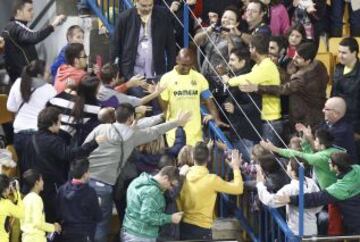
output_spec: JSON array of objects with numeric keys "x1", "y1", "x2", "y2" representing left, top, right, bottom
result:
[{"x1": 78, "y1": 55, "x2": 87, "y2": 59}]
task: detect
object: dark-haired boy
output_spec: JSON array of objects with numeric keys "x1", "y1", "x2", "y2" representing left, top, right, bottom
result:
[
  {"x1": 51, "y1": 25, "x2": 84, "y2": 78},
  {"x1": 57, "y1": 159, "x2": 102, "y2": 242},
  {"x1": 177, "y1": 142, "x2": 243, "y2": 240}
]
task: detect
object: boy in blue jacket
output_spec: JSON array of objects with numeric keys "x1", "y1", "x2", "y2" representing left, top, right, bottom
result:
[
  {"x1": 51, "y1": 25, "x2": 84, "y2": 78},
  {"x1": 56, "y1": 159, "x2": 102, "y2": 242}
]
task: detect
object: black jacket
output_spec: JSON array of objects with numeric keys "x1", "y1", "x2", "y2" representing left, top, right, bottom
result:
[
  {"x1": 133, "y1": 127, "x2": 186, "y2": 173},
  {"x1": 332, "y1": 59, "x2": 360, "y2": 134},
  {"x1": 27, "y1": 130, "x2": 98, "y2": 189},
  {"x1": 289, "y1": 190, "x2": 360, "y2": 234},
  {"x1": 2, "y1": 19, "x2": 54, "y2": 83},
  {"x1": 320, "y1": 118, "x2": 358, "y2": 163},
  {"x1": 56, "y1": 181, "x2": 102, "y2": 237},
  {"x1": 112, "y1": 6, "x2": 176, "y2": 80},
  {"x1": 226, "y1": 66, "x2": 262, "y2": 142}
]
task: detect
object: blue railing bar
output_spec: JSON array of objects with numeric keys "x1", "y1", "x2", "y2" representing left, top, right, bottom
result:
[
  {"x1": 200, "y1": 106, "x2": 233, "y2": 149},
  {"x1": 298, "y1": 165, "x2": 304, "y2": 237},
  {"x1": 86, "y1": 0, "x2": 114, "y2": 34},
  {"x1": 220, "y1": 194, "x2": 258, "y2": 242},
  {"x1": 107, "y1": 0, "x2": 110, "y2": 24},
  {"x1": 267, "y1": 207, "x2": 300, "y2": 241},
  {"x1": 183, "y1": 3, "x2": 190, "y2": 48}
]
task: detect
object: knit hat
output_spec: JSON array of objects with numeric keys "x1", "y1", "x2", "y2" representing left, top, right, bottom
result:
[{"x1": 0, "y1": 149, "x2": 16, "y2": 168}]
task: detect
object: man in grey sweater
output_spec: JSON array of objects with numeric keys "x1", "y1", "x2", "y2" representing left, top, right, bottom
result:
[{"x1": 84, "y1": 102, "x2": 191, "y2": 242}]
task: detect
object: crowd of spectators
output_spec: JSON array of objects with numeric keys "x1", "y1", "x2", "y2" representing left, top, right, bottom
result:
[{"x1": 0, "y1": 0, "x2": 360, "y2": 241}]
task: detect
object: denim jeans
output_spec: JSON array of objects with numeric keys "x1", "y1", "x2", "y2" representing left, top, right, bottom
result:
[
  {"x1": 13, "y1": 130, "x2": 36, "y2": 175},
  {"x1": 233, "y1": 138, "x2": 255, "y2": 162},
  {"x1": 120, "y1": 229, "x2": 156, "y2": 242},
  {"x1": 262, "y1": 120, "x2": 284, "y2": 147},
  {"x1": 89, "y1": 179, "x2": 114, "y2": 242},
  {"x1": 331, "y1": 0, "x2": 360, "y2": 36},
  {"x1": 179, "y1": 222, "x2": 212, "y2": 240}
]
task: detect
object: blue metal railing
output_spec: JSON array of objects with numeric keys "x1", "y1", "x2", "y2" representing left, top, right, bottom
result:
[
  {"x1": 86, "y1": 1, "x2": 305, "y2": 240},
  {"x1": 85, "y1": 0, "x2": 134, "y2": 35},
  {"x1": 201, "y1": 106, "x2": 303, "y2": 242}
]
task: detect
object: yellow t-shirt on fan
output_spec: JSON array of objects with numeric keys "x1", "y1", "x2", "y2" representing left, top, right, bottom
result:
[{"x1": 160, "y1": 68, "x2": 211, "y2": 146}]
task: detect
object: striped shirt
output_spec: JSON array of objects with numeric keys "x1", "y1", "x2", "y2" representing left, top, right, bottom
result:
[{"x1": 47, "y1": 91, "x2": 100, "y2": 137}]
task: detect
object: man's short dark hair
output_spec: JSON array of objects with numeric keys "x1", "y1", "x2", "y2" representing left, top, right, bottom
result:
[
  {"x1": 37, "y1": 107, "x2": 61, "y2": 130},
  {"x1": 315, "y1": 128, "x2": 334, "y2": 149},
  {"x1": 12, "y1": 0, "x2": 32, "y2": 16},
  {"x1": 70, "y1": 159, "x2": 90, "y2": 179},
  {"x1": 330, "y1": 152, "x2": 353, "y2": 172},
  {"x1": 258, "y1": 154, "x2": 281, "y2": 174},
  {"x1": 270, "y1": 35, "x2": 288, "y2": 52},
  {"x1": 193, "y1": 142, "x2": 209, "y2": 165},
  {"x1": 66, "y1": 25, "x2": 84, "y2": 42},
  {"x1": 158, "y1": 166, "x2": 180, "y2": 183},
  {"x1": 230, "y1": 47, "x2": 251, "y2": 65},
  {"x1": 249, "y1": 0, "x2": 267, "y2": 13},
  {"x1": 296, "y1": 42, "x2": 317, "y2": 62},
  {"x1": 339, "y1": 37, "x2": 359, "y2": 55},
  {"x1": 115, "y1": 103, "x2": 135, "y2": 123},
  {"x1": 251, "y1": 33, "x2": 269, "y2": 55},
  {"x1": 158, "y1": 154, "x2": 176, "y2": 169},
  {"x1": 65, "y1": 43, "x2": 84, "y2": 66},
  {"x1": 100, "y1": 63, "x2": 118, "y2": 84}
]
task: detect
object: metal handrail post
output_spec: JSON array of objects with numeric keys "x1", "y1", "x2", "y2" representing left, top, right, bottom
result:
[
  {"x1": 183, "y1": 3, "x2": 189, "y2": 48},
  {"x1": 298, "y1": 165, "x2": 304, "y2": 237}
]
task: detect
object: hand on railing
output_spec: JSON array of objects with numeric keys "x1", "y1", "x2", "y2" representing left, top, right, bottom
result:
[
  {"x1": 226, "y1": 149, "x2": 242, "y2": 169},
  {"x1": 260, "y1": 140, "x2": 279, "y2": 153},
  {"x1": 170, "y1": 1, "x2": 181, "y2": 13},
  {"x1": 51, "y1": 15, "x2": 66, "y2": 28}
]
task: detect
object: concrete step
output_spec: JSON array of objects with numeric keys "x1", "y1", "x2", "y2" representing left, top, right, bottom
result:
[{"x1": 212, "y1": 218, "x2": 243, "y2": 242}]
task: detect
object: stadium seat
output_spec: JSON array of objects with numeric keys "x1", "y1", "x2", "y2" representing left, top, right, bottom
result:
[
  {"x1": 316, "y1": 52, "x2": 335, "y2": 80},
  {"x1": 316, "y1": 52, "x2": 335, "y2": 98},
  {"x1": 0, "y1": 94, "x2": 13, "y2": 124},
  {"x1": 318, "y1": 37, "x2": 327, "y2": 53}
]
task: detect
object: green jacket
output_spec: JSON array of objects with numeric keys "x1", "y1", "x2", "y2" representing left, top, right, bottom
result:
[
  {"x1": 123, "y1": 172, "x2": 172, "y2": 238},
  {"x1": 277, "y1": 145, "x2": 341, "y2": 189},
  {"x1": 326, "y1": 165, "x2": 360, "y2": 200}
]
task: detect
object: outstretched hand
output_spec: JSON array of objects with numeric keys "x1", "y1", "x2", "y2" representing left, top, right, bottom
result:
[
  {"x1": 259, "y1": 140, "x2": 278, "y2": 152},
  {"x1": 239, "y1": 80, "x2": 258, "y2": 93}
]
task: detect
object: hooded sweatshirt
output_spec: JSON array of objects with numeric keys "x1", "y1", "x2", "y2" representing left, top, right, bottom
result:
[
  {"x1": 56, "y1": 181, "x2": 101, "y2": 236},
  {"x1": 326, "y1": 165, "x2": 360, "y2": 200},
  {"x1": 123, "y1": 172, "x2": 172, "y2": 238},
  {"x1": 21, "y1": 192, "x2": 55, "y2": 242},
  {"x1": 54, "y1": 64, "x2": 86, "y2": 93},
  {"x1": 177, "y1": 165, "x2": 243, "y2": 228}
]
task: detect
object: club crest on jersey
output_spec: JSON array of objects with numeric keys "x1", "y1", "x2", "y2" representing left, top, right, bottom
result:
[{"x1": 191, "y1": 80, "x2": 197, "y2": 86}]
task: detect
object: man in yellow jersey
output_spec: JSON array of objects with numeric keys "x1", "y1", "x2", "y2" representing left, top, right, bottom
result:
[
  {"x1": 159, "y1": 48, "x2": 226, "y2": 146},
  {"x1": 224, "y1": 33, "x2": 282, "y2": 145}
]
